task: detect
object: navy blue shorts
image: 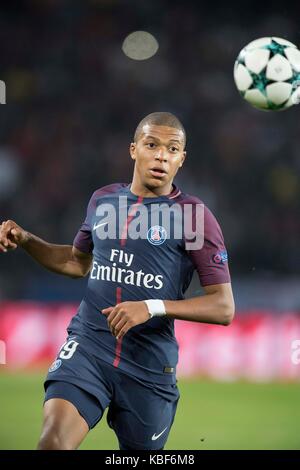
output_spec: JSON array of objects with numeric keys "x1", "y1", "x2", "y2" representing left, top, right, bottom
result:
[{"x1": 44, "y1": 337, "x2": 180, "y2": 450}]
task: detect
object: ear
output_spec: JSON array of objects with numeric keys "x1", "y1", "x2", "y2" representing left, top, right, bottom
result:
[
  {"x1": 130, "y1": 142, "x2": 136, "y2": 161},
  {"x1": 179, "y1": 151, "x2": 186, "y2": 168}
]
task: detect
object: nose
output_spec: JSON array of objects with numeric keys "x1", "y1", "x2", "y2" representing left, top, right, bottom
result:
[{"x1": 154, "y1": 148, "x2": 168, "y2": 162}]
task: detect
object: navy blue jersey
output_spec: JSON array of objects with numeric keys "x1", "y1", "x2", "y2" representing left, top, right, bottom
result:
[{"x1": 68, "y1": 183, "x2": 231, "y2": 384}]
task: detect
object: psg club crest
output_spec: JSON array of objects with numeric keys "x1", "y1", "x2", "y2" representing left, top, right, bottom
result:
[
  {"x1": 48, "y1": 359, "x2": 62, "y2": 372},
  {"x1": 147, "y1": 225, "x2": 167, "y2": 246}
]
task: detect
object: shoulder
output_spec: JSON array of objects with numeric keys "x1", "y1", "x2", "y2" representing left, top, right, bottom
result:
[
  {"x1": 176, "y1": 191, "x2": 205, "y2": 207},
  {"x1": 176, "y1": 191, "x2": 223, "y2": 232},
  {"x1": 176, "y1": 191, "x2": 210, "y2": 217},
  {"x1": 91, "y1": 183, "x2": 128, "y2": 198},
  {"x1": 87, "y1": 183, "x2": 128, "y2": 205}
]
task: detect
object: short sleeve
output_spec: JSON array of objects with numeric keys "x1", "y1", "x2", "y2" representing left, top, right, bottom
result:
[
  {"x1": 73, "y1": 192, "x2": 96, "y2": 254},
  {"x1": 187, "y1": 206, "x2": 231, "y2": 286}
]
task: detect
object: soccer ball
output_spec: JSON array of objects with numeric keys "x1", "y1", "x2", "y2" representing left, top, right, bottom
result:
[{"x1": 233, "y1": 37, "x2": 300, "y2": 111}]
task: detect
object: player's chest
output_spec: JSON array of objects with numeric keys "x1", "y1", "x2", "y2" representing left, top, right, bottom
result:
[{"x1": 91, "y1": 201, "x2": 185, "y2": 255}]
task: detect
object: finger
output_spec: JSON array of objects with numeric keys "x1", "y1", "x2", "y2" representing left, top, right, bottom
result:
[
  {"x1": 0, "y1": 230, "x2": 17, "y2": 248},
  {"x1": 102, "y1": 307, "x2": 115, "y2": 326},
  {"x1": 110, "y1": 310, "x2": 125, "y2": 329},
  {"x1": 116, "y1": 324, "x2": 130, "y2": 340},
  {"x1": 0, "y1": 232, "x2": 8, "y2": 251},
  {"x1": 102, "y1": 307, "x2": 114, "y2": 315},
  {"x1": 6, "y1": 239, "x2": 17, "y2": 249},
  {"x1": 107, "y1": 305, "x2": 122, "y2": 323},
  {"x1": 113, "y1": 317, "x2": 127, "y2": 337},
  {"x1": 10, "y1": 228, "x2": 20, "y2": 238},
  {"x1": 110, "y1": 315, "x2": 126, "y2": 336},
  {"x1": 105, "y1": 308, "x2": 116, "y2": 332},
  {"x1": 10, "y1": 229, "x2": 23, "y2": 243},
  {"x1": 1, "y1": 225, "x2": 16, "y2": 243},
  {"x1": 3, "y1": 245, "x2": 16, "y2": 252},
  {"x1": 102, "y1": 306, "x2": 118, "y2": 329},
  {"x1": 0, "y1": 244, "x2": 8, "y2": 253},
  {"x1": 0, "y1": 234, "x2": 10, "y2": 247},
  {"x1": 3, "y1": 221, "x2": 13, "y2": 232}
]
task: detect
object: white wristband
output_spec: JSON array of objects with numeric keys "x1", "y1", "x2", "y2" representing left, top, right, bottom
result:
[{"x1": 144, "y1": 299, "x2": 166, "y2": 318}]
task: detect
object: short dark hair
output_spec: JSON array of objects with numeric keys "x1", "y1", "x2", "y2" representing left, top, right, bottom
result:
[{"x1": 134, "y1": 112, "x2": 186, "y2": 147}]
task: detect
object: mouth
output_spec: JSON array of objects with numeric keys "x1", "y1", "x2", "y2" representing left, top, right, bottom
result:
[{"x1": 149, "y1": 167, "x2": 167, "y2": 178}]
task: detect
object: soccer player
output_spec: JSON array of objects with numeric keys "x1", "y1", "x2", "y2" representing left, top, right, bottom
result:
[{"x1": 0, "y1": 112, "x2": 235, "y2": 450}]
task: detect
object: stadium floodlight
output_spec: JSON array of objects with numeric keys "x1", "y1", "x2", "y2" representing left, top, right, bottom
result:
[{"x1": 122, "y1": 31, "x2": 159, "y2": 60}]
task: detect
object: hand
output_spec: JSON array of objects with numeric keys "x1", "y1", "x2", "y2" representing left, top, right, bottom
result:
[
  {"x1": 0, "y1": 220, "x2": 28, "y2": 253},
  {"x1": 102, "y1": 301, "x2": 150, "y2": 340}
]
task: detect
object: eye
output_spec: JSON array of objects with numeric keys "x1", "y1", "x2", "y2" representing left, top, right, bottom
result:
[
  {"x1": 170, "y1": 146, "x2": 179, "y2": 153},
  {"x1": 146, "y1": 142, "x2": 156, "y2": 148}
]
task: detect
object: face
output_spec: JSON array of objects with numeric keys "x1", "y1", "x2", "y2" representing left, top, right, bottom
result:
[{"x1": 130, "y1": 124, "x2": 186, "y2": 192}]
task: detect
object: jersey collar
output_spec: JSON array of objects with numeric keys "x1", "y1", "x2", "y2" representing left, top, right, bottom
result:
[{"x1": 126, "y1": 183, "x2": 181, "y2": 200}]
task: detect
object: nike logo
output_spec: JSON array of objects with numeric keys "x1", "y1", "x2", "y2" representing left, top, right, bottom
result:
[
  {"x1": 93, "y1": 221, "x2": 108, "y2": 231},
  {"x1": 151, "y1": 426, "x2": 168, "y2": 441}
]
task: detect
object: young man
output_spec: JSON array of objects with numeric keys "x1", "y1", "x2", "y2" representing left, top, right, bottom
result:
[{"x1": 0, "y1": 112, "x2": 235, "y2": 450}]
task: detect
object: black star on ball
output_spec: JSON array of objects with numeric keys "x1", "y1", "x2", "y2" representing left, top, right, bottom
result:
[{"x1": 263, "y1": 39, "x2": 288, "y2": 57}]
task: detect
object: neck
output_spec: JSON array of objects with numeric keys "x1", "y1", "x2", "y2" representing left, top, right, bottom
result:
[{"x1": 130, "y1": 178, "x2": 173, "y2": 198}]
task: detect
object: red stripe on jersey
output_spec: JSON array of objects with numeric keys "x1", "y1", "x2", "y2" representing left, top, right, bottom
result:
[
  {"x1": 113, "y1": 196, "x2": 143, "y2": 367},
  {"x1": 113, "y1": 286, "x2": 122, "y2": 368},
  {"x1": 120, "y1": 196, "x2": 143, "y2": 247}
]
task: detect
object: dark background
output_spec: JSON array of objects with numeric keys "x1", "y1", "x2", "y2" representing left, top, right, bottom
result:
[{"x1": 0, "y1": 0, "x2": 299, "y2": 308}]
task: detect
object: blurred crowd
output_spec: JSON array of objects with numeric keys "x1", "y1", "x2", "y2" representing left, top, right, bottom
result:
[{"x1": 0, "y1": 0, "x2": 300, "y2": 301}]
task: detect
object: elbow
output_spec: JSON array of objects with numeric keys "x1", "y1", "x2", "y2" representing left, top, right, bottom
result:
[
  {"x1": 68, "y1": 265, "x2": 91, "y2": 279},
  {"x1": 220, "y1": 300, "x2": 235, "y2": 326}
]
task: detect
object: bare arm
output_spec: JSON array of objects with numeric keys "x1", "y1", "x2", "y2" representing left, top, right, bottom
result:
[
  {"x1": 103, "y1": 283, "x2": 235, "y2": 340},
  {"x1": 0, "y1": 220, "x2": 92, "y2": 279},
  {"x1": 164, "y1": 283, "x2": 235, "y2": 326}
]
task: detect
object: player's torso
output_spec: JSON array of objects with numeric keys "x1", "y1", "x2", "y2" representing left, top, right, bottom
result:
[
  {"x1": 87, "y1": 185, "x2": 195, "y2": 308},
  {"x1": 69, "y1": 185, "x2": 196, "y2": 383},
  {"x1": 68, "y1": 183, "x2": 229, "y2": 382}
]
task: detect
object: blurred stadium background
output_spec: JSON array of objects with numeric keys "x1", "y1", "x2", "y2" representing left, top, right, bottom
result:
[{"x1": 0, "y1": 0, "x2": 300, "y2": 450}]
